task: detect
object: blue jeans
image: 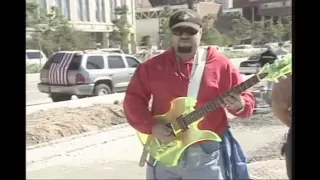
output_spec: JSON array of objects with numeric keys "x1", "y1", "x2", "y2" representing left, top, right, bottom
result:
[{"x1": 146, "y1": 129, "x2": 249, "y2": 179}]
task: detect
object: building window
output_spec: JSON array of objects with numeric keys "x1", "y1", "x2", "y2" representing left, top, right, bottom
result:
[
  {"x1": 55, "y1": 0, "x2": 70, "y2": 20},
  {"x1": 95, "y1": 0, "x2": 100, "y2": 22},
  {"x1": 109, "y1": 0, "x2": 115, "y2": 20},
  {"x1": 77, "y1": 0, "x2": 90, "y2": 21},
  {"x1": 96, "y1": 0, "x2": 106, "y2": 22},
  {"x1": 39, "y1": 0, "x2": 47, "y2": 13},
  {"x1": 101, "y1": 0, "x2": 106, "y2": 22},
  {"x1": 121, "y1": 0, "x2": 126, "y2": 6}
]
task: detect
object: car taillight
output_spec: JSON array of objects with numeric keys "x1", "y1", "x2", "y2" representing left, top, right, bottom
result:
[{"x1": 76, "y1": 74, "x2": 85, "y2": 84}]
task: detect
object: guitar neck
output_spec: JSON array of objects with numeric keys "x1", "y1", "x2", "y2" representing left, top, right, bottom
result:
[{"x1": 183, "y1": 74, "x2": 266, "y2": 125}]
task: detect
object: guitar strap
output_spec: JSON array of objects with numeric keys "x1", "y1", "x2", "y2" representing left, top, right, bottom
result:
[
  {"x1": 187, "y1": 47, "x2": 208, "y2": 98},
  {"x1": 148, "y1": 47, "x2": 208, "y2": 167}
]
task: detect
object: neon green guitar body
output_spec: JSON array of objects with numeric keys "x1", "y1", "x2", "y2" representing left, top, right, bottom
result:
[{"x1": 137, "y1": 97, "x2": 222, "y2": 167}]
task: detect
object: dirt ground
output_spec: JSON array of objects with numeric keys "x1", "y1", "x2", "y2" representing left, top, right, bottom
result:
[
  {"x1": 26, "y1": 104, "x2": 126, "y2": 146},
  {"x1": 27, "y1": 110, "x2": 288, "y2": 179},
  {"x1": 27, "y1": 102, "x2": 286, "y2": 163},
  {"x1": 228, "y1": 112, "x2": 286, "y2": 162}
]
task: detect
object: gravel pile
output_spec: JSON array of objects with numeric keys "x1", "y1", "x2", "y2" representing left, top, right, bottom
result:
[{"x1": 26, "y1": 104, "x2": 127, "y2": 146}]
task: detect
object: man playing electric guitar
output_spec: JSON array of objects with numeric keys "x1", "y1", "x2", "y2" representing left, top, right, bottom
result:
[{"x1": 123, "y1": 9, "x2": 255, "y2": 179}]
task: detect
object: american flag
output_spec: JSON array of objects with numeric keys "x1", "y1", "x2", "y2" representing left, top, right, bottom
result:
[{"x1": 48, "y1": 53, "x2": 75, "y2": 85}]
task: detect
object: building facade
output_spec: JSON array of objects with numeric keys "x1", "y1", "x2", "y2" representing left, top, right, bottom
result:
[
  {"x1": 28, "y1": 0, "x2": 136, "y2": 49},
  {"x1": 233, "y1": 0, "x2": 291, "y2": 22},
  {"x1": 135, "y1": 0, "x2": 221, "y2": 47}
]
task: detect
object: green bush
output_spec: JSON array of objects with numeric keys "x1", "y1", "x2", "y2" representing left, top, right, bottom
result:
[{"x1": 26, "y1": 63, "x2": 43, "y2": 74}]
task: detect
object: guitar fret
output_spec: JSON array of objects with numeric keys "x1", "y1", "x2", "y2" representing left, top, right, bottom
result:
[
  {"x1": 205, "y1": 104, "x2": 210, "y2": 112},
  {"x1": 182, "y1": 74, "x2": 264, "y2": 126}
]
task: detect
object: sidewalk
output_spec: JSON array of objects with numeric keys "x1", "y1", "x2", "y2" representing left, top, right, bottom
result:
[{"x1": 27, "y1": 125, "x2": 287, "y2": 179}]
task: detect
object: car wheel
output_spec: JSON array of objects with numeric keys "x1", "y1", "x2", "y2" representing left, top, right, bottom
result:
[
  {"x1": 50, "y1": 93, "x2": 72, "y2": 102},
  {"x1": 93, "y1": 84, "x2": 112, "y2": 96}
]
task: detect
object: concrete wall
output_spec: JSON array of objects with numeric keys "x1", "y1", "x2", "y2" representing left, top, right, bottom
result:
[
  {"x1": 136, "y1": 18, "x2": 160, "y2": 46},
  {"x1": 135, "y1": 2, "x2": 221, "y2": 46},
  {"x1": 197, "y1": 2, "x2": 221, "y2": 19}
]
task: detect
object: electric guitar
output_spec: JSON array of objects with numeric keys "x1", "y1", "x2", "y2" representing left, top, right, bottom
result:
[{"x1": 137, "y1": 55, "x2": 292, "y2": 167}]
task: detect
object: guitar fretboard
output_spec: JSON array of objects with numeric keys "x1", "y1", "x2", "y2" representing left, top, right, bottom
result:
[{"x1": 183, "y1": 73, "x2": 267, "y2": 125}]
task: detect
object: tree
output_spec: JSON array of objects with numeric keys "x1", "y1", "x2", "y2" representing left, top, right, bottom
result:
[
  {"x1": 250, "y1": 21, "x2": 264, "y2": 44},
  {"x1": 109, "y1": 5, "x2": 131, "y2": 53},
  {"x1": 26, "y1": 1, "x2": 40, "y2": 27},
  {"x1": 229, "y1": 17, "x2": 252, "y2": 43},
  {"x1": 221, "y1": 34, "x2": 237, "y2": 46},
  {"x1": 283, "y1": 16, "x2": 292, "y2": 40},
  {"x1": 263, "y1": 20, "x2": 286, "y2": 42},
  {"x1": 159, "y1": 6, "x2": 173, "y2": 49},
  {"x1": 273, "y1": 20, "x2": 286, "y2": 41},
  {"x1": 201, "y1": 15, "x2": 224, "y2": 45},
  {"x1": 26, "y1": 1, "x2": 95, "y2": 56}
]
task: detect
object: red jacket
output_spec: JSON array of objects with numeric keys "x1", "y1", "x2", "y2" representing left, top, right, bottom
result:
[{"x1": 123, "y1": 47, "x2": 255, "y2": 135}]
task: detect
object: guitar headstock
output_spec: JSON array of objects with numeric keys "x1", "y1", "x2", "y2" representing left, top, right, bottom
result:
[{"x1": 257, "y1": 54, "x2": 292, "y2": 82}]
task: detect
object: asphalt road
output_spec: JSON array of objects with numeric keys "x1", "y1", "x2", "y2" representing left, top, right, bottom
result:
[
  {"x1": 26, "y1": 73, "x2": 78, "y2": 105},
  {"x1": 26, "y1": 82, "x2": 52, "y2": 105}
]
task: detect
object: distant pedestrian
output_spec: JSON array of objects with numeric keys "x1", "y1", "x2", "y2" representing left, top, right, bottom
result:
[
  {"x1": 274, "y1": 42, "x2": 289, "y2": 55},
  {"x1": 258, "y1": 46, "x2": 278, "y2": 101},
  {"x1": 259, "y1": 46, "x2": 278, "y2": 67}
]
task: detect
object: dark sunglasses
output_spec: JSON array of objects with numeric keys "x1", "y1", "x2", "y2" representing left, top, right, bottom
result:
[{"x1": 172, "y1": 27, "x2": 198, "y2": 36}]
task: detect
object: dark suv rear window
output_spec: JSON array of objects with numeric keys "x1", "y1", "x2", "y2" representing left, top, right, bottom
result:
[{"x1": 42, "y1": 53, "x2": 82, "y2": 70}]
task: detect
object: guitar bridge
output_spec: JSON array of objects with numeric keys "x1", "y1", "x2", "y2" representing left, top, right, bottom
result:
[
  {"x1": 165, "y1": 123, "x2": 176, "y2": 137},
  {"x1": 177, "y1": 116, "x2": 188, "y2": 132}
]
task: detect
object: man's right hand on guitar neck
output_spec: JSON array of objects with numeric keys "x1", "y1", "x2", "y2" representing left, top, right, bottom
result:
[{"x1": 151, "y1": 124, "x2": 175, "y2": 143}]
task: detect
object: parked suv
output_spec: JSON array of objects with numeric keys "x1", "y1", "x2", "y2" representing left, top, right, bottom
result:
[{"x1": 37, "y1": 50, "x2": 141, "y2": 102}]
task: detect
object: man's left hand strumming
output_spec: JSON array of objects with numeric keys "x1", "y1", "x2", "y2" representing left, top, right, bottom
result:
[{"x1": 222, "y1": 92, "x2": 245, "y2": 113}]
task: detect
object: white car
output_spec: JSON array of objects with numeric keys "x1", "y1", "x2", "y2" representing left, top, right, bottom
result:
[
  {"x1": 26, "y1": 49, "x2": 48, "y2": 65},
  {"x1": 231, "y1": 45, "x2": 254, "y2": 53}
]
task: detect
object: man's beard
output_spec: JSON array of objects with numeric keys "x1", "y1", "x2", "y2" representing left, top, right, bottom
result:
[{"x1": 177, "y1": 46, "x2": 193, "y2": 53}]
